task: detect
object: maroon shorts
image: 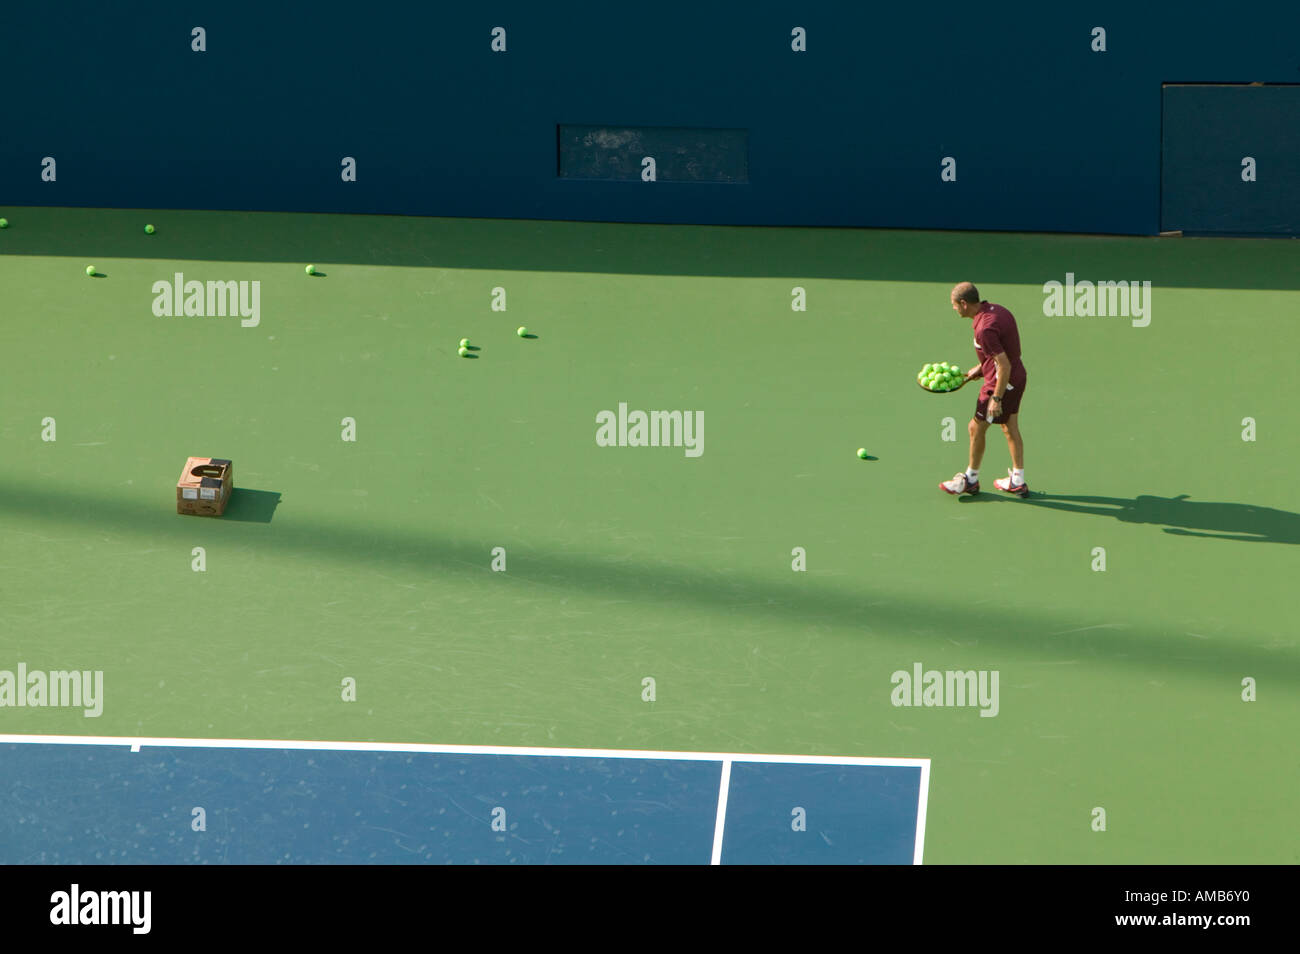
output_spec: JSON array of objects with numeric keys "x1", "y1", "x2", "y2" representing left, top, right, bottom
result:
[{"x1": 975, "y1": 379, "x2": 1025, "y2": 424}]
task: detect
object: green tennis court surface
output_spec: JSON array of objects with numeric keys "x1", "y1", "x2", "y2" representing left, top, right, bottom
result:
[{"x1": 1, "y1": 206, "x2": 1296, "y2": 863}]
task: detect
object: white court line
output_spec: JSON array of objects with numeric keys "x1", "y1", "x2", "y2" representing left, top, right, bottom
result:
[
  {"x1": 915, "y1": 760, "x2": 931, "y2": 865},
  {"x1": 0, "y1": 733, "x2": 928, "y2": 766},
  {"x1": 710, "y1": 759, "x2": 732, "y2": 865},
  {"x1": 0, "y1": 733, "x2": 931, "y2": 864}
]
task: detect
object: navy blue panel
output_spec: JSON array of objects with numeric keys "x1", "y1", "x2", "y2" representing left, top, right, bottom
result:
[
  {"x1": 1162, "y1": 85, "x2": 1300, "y2": 235},
  {"x1": 0, "y1": 743, "x2": 925, "y2": 864}
]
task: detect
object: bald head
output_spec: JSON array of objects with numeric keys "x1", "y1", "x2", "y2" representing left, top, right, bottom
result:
[{"x1": 950, "y1": 282, "x2": 983, "y2": 320}]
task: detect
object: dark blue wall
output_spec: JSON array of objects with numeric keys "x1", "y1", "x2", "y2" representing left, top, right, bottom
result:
[{"x1": 2, "y1": 1, "x2": 1298, "y2": 234}]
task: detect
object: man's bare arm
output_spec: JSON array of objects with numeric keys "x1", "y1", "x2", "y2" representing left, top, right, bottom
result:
[{"x1": 992, "y1": 353, "x2": 1012, "y2": 397}]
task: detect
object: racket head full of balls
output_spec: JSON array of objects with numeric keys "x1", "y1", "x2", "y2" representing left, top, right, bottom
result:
[
  {"x1": 916, "y1": 376, "x2": 969, "y2": 393},
  {"x1": 916, "y1": 362, "x2": 970, "y2": 393}
]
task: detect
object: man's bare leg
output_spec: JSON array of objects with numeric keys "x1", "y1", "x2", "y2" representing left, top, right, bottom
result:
[
  {"x1": 969, "y1": 415, "x2": 991, "y2": 470},
  {"x1": 1000, "y1": 413, "x2": 1024, "y2": 470}
]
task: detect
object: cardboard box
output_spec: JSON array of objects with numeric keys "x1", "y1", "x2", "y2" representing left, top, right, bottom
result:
[{"x1": 177, "y1": 457, "x2": 234, "y2": 516}]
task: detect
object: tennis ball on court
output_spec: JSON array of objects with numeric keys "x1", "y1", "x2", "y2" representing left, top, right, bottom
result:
[
  {"x1": 85, "y1": 265, "x2": 95, "y2": 276},
  {"x1": 459, "y1": 338, "x2": 470, "y2": 348},
  {"x1": 144, "y1": 224, "x2": 155, "y2": 234},
  {"x1": 517, "y1": 326, "x2": 528, "y2": 337},
  {"x1": 0, "y1": 218, "x2": 9, "y2": 229},
  {"x1": 857, "y1": 448, "x2": 868, "y2": 459},
  {"x1": 305, "y1": 264, "x2": 316, "y2": 275},
  {"x1": 458, "y1": 346, "x2": 469, "y2": 357}
]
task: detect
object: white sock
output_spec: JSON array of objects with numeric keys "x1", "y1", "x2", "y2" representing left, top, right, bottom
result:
[
  {"x1": 1012, "y1": 468, "x2": 1025, "y2": 485},
  {"x1": 965, "y1": 468, "x2": 979, "y2": 482}
]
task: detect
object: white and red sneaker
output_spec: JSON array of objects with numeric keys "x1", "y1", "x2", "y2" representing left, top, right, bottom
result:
[
  {"x1": 939, "y1": 472, "x2": 980, "y2": 496},
  {"x1": 994, "y1": 470, "x2": 1029, "y2": 497}
]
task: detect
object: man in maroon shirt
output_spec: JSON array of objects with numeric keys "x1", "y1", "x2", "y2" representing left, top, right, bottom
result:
[{"x1": 939, "y1": 282, "x2": 1029, "y2": 497}]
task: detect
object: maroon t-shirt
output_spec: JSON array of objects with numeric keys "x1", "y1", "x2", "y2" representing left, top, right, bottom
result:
[{"x1": 972, "y1": 302, "x2": 1027, "y2": 398}]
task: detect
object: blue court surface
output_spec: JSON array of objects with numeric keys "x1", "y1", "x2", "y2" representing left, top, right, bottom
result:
[{"x1": 0, "y1": 737, "x2": 929, "y2": 864}]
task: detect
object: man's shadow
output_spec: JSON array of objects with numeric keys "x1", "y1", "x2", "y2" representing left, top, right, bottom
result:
[{"x1": 1013, "y1": 493, "x2": 1299, "y2": 544}]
